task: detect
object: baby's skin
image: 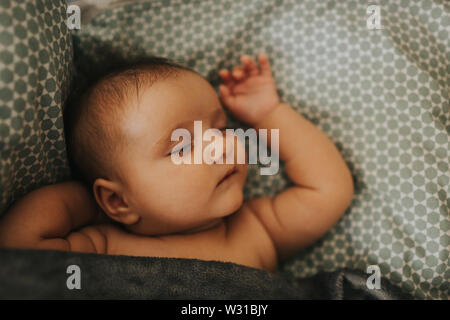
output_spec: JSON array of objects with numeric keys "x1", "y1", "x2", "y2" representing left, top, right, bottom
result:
[{"x1": 0, "y1": 54, "x2": 354, "y2": 273}]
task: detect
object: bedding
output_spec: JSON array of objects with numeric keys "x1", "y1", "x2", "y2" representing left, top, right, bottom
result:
[
  {"x1": 0, "y1": 0, "x2": 73, "y2": 210},
  {"x1": 0, "y1": 0, "x2": 448, "y2": 299},
  {"x1": 0, "y1": 247, "x2": 411, "y2": 299}
]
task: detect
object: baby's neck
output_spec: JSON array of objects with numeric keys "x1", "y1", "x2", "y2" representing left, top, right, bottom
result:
[{"x1": 177, "y1": 218, "x2": 224, "y2": 235}]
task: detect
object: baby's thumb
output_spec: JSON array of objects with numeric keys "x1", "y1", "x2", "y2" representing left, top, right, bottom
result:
[{"x1": 219, "y1": 85, "x2": 235, "y2": 108}]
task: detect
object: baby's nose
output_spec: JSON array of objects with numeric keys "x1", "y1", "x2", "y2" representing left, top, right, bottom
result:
[
  {"x1": 222, "y1": 131, "x2": 246, "y2": 164},
  {"x1": 203, "y1": 130, "x2": 246, "y2": 164}
]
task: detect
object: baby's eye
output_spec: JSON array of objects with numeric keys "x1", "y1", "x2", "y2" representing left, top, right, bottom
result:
[{"x1": 169, "y1": 143, "x2": 191, "y2": 157}]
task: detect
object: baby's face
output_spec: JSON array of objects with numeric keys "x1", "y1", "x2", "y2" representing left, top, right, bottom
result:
[{"x1": 118, "y1": 71, "x2": 248, "y2": 235}]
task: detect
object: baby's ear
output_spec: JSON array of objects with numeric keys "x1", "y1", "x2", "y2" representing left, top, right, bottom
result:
[{"x1": 92, "y1": 178, "x2": 140, "y2": 225}]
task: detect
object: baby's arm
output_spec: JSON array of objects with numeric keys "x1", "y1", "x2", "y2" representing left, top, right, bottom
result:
[
  {"x1": 0, "y1": 181, "x2": 105, "y2": 253},
  {"x1": 247, "y1": 103, "x2": 354, "y2": 260},
  {"x1": 219, "y1": 54, "x2": 354, "y2": 261}
]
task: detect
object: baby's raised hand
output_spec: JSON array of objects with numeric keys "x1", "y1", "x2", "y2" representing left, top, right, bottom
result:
[{"x1": 219, "y1": 53, "x2": 280, "y2": 126}]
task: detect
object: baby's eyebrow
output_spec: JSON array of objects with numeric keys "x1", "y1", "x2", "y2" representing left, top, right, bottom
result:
[
  {"x1": 155, "y1": 120, "x2": 194, "y2": 148},
  {"x1": 155, "y1": 107, "x2": 225, "y2": 147}
]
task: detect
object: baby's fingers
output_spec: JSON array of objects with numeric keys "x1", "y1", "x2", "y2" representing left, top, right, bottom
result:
[
  {"x1": 219, "y1": 69, "x2": 235, "y2": 87},
  {"x1": 241, "y1": 55, "x2": 259, "y2": 76},
  {"x1": 231, "y1": 65, "x2": 246, "y2": 81},
  {"x1": 258, "y1": 53, "x2": 273, "y2": 77}
]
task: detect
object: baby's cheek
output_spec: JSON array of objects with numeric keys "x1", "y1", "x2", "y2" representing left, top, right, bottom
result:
[
  {"x1": 158, "y1": 164, "x2": 214, "y2": 211},
  {"x1": 174, "y1": 171, "x2": 209, "y2": 196}
]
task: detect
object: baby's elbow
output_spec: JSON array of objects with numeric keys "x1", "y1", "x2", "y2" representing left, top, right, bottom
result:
[
  {"x1": 321, "y1": 169, "x2": 354, "y2": 219},
  {"x1": 336, "y1": 170, "x2": 355, "y2": 216}
]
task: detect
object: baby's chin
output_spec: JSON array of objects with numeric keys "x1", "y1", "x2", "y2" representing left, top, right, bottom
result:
[{"x1": 168, "y1": 192, "x2": 244, "y2": 236}]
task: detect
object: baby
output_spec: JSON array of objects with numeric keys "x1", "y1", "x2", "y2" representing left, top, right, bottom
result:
[{"x1": 0, "y1": 54, "x2": 354, "y2": 273}]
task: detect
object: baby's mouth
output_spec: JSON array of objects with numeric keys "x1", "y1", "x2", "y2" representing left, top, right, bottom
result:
[{"x1": 217, "y1": 166, "x2": 237, "y2": 186}]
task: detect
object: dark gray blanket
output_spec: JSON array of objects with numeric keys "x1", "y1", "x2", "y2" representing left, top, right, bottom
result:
[{"x1": 0, "y1": 248, "x2": 411, "y2": 299}]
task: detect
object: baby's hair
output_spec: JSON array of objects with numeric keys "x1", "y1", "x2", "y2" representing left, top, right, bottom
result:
[{"x1": 64, "y1": 55, "x2": 195, "y2": 189}]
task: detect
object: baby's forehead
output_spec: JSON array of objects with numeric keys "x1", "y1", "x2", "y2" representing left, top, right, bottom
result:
[
  {"x1": 121, "y1": 72, "x2": 224, "y2": 145},
  {"x1": 144, "y1": 71, "x2": 221, "y2": 112}
]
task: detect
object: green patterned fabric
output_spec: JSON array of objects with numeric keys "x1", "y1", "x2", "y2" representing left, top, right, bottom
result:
[
  {"x1": 0, "y1": 0, "x2": 73, "y2": 212},
  {"x1": 0, "y1": 0, "x2": 448, "y2": 300}
]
